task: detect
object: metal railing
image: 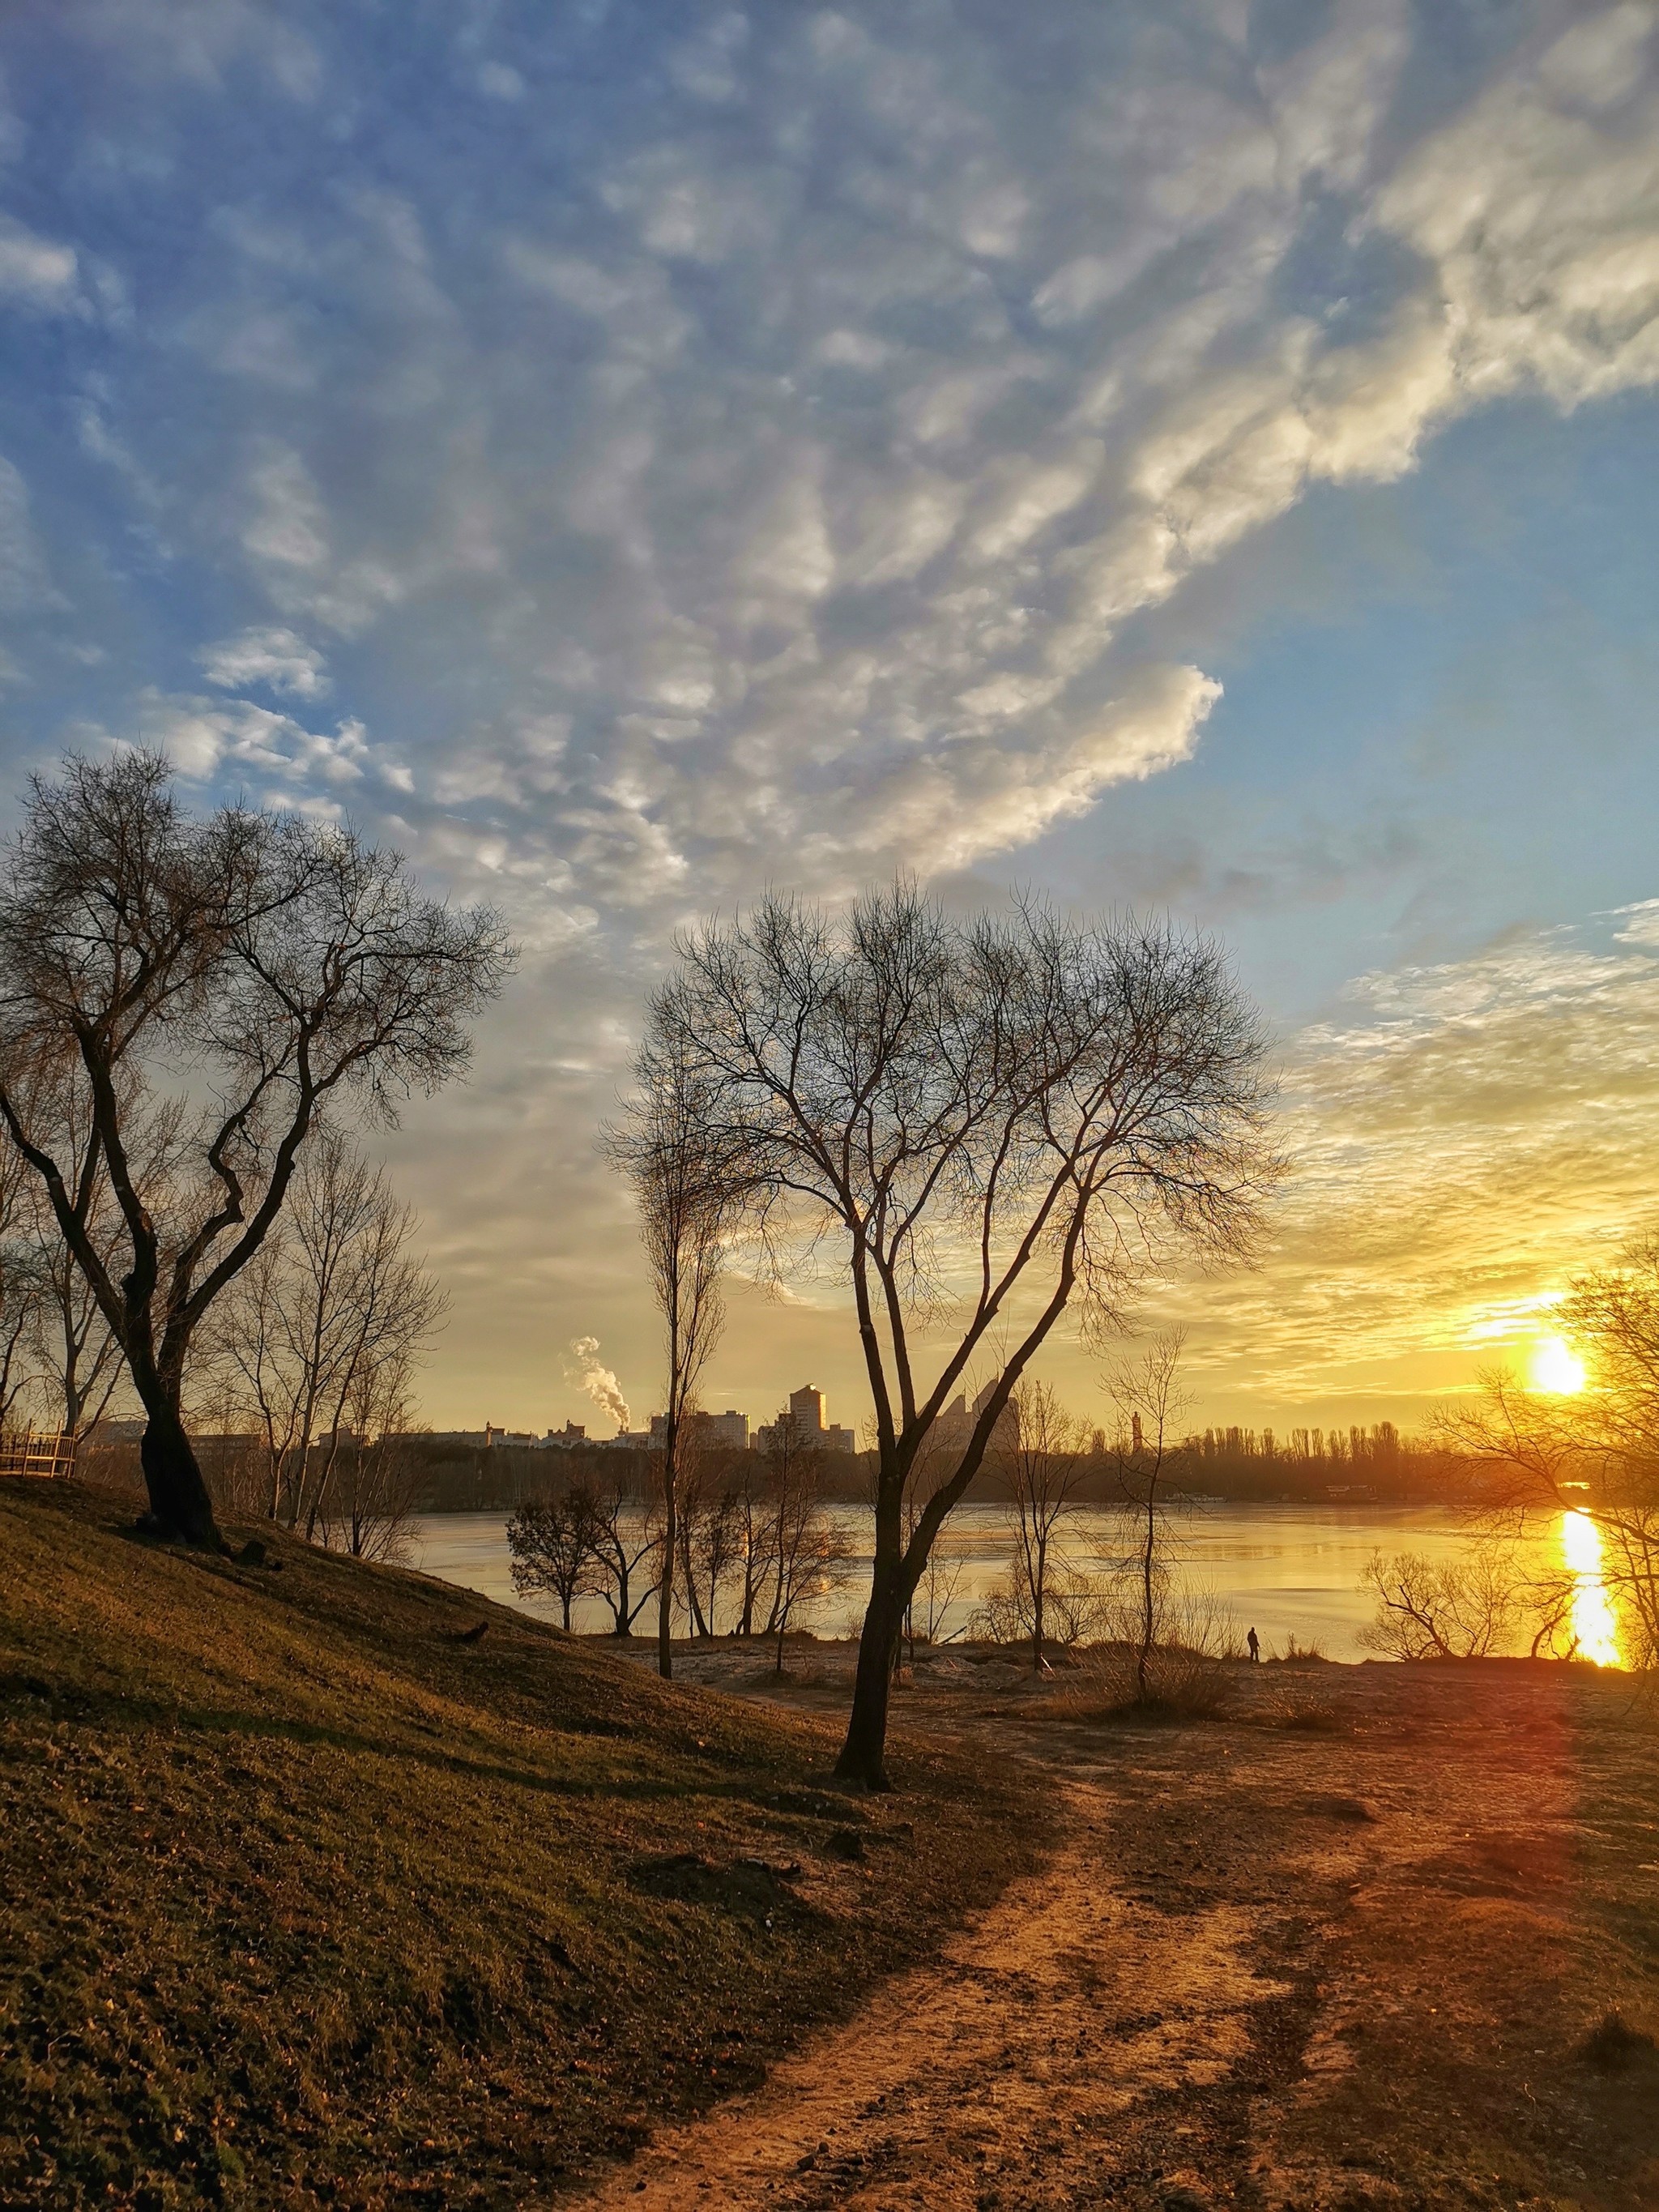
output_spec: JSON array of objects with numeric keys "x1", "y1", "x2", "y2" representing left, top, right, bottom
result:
[{"x1": 0, "y1": 1428, "x2": 75, "y2": 1479}]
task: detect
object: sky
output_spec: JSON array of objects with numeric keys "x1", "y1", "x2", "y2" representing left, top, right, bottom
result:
[{"x1": 4, "y1": 0, "x2": 1659, "y2": 1441}]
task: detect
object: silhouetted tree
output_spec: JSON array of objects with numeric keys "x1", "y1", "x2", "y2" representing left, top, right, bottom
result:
[
  {"x1": 586, "y1": 1478, "x2": 662, "y2": 1637},
  {"x1": 509, "y1": 1484, "x2": 601, "y2": 1629},
  {"x1": 0, "y1": 753, "x2": 510, "y2": 1544},
  {"x1": 206, "y1": 1122, "x2": 444, "y2": 1537},
  {"x1": 643, "y1": 885, "x2": 1275, "y2": 1784},
  {"x1": 608, "y1": 1028, "x2": 743, "y2": 1679}
]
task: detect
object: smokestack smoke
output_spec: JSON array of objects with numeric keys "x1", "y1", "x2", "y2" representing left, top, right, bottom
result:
[{"x1": 569, "y1": 1335, "x2": 630, "y2": 1434}]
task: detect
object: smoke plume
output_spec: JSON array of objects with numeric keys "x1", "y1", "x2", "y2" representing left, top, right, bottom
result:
[{"x1": 569, "y1": 1335, "x2": 630, "y2": 1434}]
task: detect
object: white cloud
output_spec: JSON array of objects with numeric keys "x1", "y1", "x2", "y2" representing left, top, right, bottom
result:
[
  {"x1": 0, "y1": 213, "x2": 79, "y2": 313},
  {"x1": 138, "y1": 688, "x2": 399, "y2": 808},
  {"x1": 22, "y1": 4, "x2": 1659, "y2": 920},
  {"x1": 196, "y1": 626, "x2": 330, "y2": 698}
]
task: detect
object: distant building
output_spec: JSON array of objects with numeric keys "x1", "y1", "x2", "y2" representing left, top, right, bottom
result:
[
  {"x1": 646, "y1": 1407, "x2": 751, "y2": 1452},
  {"x1": 906, "y1": 1380, "x2": 1017, "y2": 1469},
  {"x1": 756, "y1": 1384, "x2": 856, "y2": 1456},
  {"x1": 484, "y1": 1422, "x2": 541, "y2": 1449}
]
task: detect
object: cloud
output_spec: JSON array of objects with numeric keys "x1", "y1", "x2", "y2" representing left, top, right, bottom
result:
[
  {"x1": 58, "y1": 0, "x2": 321, "y2": 100},
  {"x1": 1157, "y1": 914, "x2": 1659, "y2": 1410},
  {"x1": 196, "y1": 626, "x2": 329, "y2": 698},
  {"x1": 14, "y1": 2, "x2": 1657, "y2": 898},
  {"x1": 137, "y1": 688, "x2": 405, "y2": 811},
  {"x1": 0, "y1": 214, "x2": 79, "y2": 313},
  {"x1": 10, "y1": 2, "x2": 1659, "y2": 1429}
]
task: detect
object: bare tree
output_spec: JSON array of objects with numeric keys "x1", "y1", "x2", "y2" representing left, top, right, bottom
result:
[
  {"x1": 0, "y1": 1132, "x2": 47, "y2": 1424},
  {"x1": 679, "y1": 1445, "x2": 745, "y2": 1637},
  {"x1": 1432, "y1": 1346, "x2": 1657, "y2": 1670},
  {"x1": 311, "y1": 1330, "x2": 428, "y2": 1562},
  {"x1": 0, "y1": 753, "x2": 510, "y2": 1544},
  {"x1": 759, "y1": 1430, "x2": 855, "y2": 1674},
  {"x1": 509, "y1": 1482, "x2": 601, "y2": 1629},
  {"x1": 1358, "y1": 1548, "x2": 1526, "y2": 1660},
  {"x1": 11, "y1": 1067, "x2": 179, "y2": 1451},
  {"x1": 1108, "y1": 1334, "x2": 1190, "y2": 1702},
  {"x1": 201, "y1": 1124, "x2": 445, "y2": 1539},
  {"x1": 902, "y1": 1510, "x2": 970, "y2": 1658},
  {"x1": 729, "y1": 1451, "x2": 780, "y2": 1639},
  {"x1": 608, "y1": 1029, "x2": 742, "y2": 1680},
  {"x1": 996, "y1": 1378, "x2": 1089, "y2": 1672},
  {"x1": 645, "y1": 885, "x2": 1274, "y2": 1784},
  {"x1": 586, "y1": 1477, "x2": 662, "y2": 1638}
]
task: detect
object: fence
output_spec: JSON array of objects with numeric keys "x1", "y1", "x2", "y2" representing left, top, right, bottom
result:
[{"x1": 0, "y1": 1428, "x2": 75, "y2": 1480}]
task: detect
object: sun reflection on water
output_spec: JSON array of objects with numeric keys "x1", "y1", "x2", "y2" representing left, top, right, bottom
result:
[{"x1": 1562, "y1": 1510, "x2": 1622, "y2": 1668}]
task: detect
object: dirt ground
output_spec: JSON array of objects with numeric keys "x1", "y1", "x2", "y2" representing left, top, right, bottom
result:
[{"x1": 561, "y1": 1643, "x2": 1659, "y2": 2212}]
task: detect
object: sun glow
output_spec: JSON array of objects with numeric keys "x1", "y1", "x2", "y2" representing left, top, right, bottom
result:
[
  {"x1": 1530, "y1": 1334, "x2": 1586, "y2": 1394},
  {"x1": 1562, "y1": 1510, "x2": 1622, "y2": 1668}
]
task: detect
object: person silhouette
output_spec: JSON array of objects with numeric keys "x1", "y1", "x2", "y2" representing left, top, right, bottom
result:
[{"x1": 1247, "y1": 1625, "x2": 1260, "y2": 1663}]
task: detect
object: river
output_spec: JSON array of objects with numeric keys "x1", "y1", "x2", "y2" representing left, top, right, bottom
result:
[{"x1": 405, "y1": 1499, "x2": 1577, "y2": 1661}]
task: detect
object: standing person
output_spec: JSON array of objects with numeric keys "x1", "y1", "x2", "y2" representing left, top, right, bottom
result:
[{"x1": 1247, "y1": 1625, "x2": 1260, "y2": 1663}]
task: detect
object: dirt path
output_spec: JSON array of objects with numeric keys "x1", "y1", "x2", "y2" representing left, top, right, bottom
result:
[
  {"x1": 569, "y1": 1773, "x2": 1298, "y2": 2211},
  {"x1": 561, "y1": 1663, "x2": 1659, "y2": 2211}
]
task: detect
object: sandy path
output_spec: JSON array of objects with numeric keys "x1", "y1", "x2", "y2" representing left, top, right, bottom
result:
[{"x1": 565, "y1": 1776, "x2": 1294, "y2": 2212}]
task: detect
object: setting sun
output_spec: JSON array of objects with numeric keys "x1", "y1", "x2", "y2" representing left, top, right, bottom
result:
[{"x1": 1530, "y1": 1334, "x2": 1586, "y2": 1394}]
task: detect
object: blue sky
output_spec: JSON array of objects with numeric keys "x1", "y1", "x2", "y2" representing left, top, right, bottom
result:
[{"x1": 5, "y1": 0, "x2": 1659, "y2": 1436}]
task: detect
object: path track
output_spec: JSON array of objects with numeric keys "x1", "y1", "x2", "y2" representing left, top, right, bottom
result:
[
  {"x1": 568, "y1": 1769, "x2": 1320, "y2": 2210},
  {"x1": 561, "y1": 1666, "x2": 1659, "y2": 2210}
]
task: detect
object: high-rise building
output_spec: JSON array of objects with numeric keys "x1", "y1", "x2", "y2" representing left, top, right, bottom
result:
[{"x1": 757, "y1": 1384, "x2": 856, "y2": 1454}]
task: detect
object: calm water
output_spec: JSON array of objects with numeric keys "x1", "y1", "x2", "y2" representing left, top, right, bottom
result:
[{"x1": 407, "y1": 1500, "x2": 1506, "y2": 1660}]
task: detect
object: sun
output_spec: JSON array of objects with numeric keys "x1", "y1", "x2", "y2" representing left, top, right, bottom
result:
[{"x1": 1530, "y1": 1334, "x2": 1586, "y2": 1395}]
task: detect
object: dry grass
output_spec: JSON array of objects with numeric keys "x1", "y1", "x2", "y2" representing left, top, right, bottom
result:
[
  {"x1": 0, "y1": 1480, "x2": 1043, "y2": 2211},
  {"x1": 1052, "y1": 1642, "x2": 1237, "y2": 1723}
]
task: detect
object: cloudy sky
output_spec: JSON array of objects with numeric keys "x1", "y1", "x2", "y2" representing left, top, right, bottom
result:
[{"x1": 6, "y1": 0, "x2": 1659, "y2": 1438}]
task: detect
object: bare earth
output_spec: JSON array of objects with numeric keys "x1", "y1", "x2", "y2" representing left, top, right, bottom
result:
[{"x1": 561, "y1": 1647, "x2": 1659, "y2": 2212}]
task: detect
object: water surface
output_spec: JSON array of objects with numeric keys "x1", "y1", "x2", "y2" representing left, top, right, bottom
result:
[{"x1": 407, "y1": 1499, "x2": 1498, "y2": 1659}]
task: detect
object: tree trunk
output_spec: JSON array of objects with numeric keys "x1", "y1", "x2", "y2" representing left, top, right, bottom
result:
[
  {"x1": 836, "y1": 1561, "x2": 904, "y2": 1787},
  {"x1": 836, "y1": 1482, "x2": 907, "y2": 1787},
  {"x1": 658, "y1": 1469, "x2": 676, "y2": 1679},
  {"x1": 1137, "y1": 1497, "x2": 1155, "y2": 1702},
  {"x1": 136, "y1": 1392, "x2": 222, "y2": 1549}
]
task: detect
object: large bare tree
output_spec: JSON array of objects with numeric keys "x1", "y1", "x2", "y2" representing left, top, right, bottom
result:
[
  {"x1": 643, "y1": 885, "x2": 1276, "y2": 1787},
  {"x1": 0, "y1": 751, "x2": 510, "y2": 1546},
  {"x1": 608, "y1": 1029, "x2": 742, "y2": 1680},
  {"x1": 13, "y1": 1065, "x2": 182, "y2": 1450}
]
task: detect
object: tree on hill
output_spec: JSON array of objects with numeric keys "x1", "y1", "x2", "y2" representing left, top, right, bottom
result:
[
  {"x1": 0, "y1": 751, "x2": 510, "y2": 1547},
  {"x1": 641, "y1": 884, "x2": 1276, "y2": 1787}
]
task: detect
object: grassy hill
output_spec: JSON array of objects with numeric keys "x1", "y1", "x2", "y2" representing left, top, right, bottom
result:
[{"x1": 0, "y1": 1480, "x2": 1041, "y2": 2210}]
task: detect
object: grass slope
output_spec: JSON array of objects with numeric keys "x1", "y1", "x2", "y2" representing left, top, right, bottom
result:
[{"x1": 0, "y1": 1481, "x2": 1042, "y2": 2210}]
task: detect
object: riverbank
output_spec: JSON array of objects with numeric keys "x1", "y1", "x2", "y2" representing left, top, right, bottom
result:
[
  {"x1": 0, "y1": 1480, "x2": 1043, "y2": 2210},
  {"x1": 582, "y1": 1642, "x2": 1659, "y2": 2210},
  {"x1": 5, "y1": 1482, "x2": 1657, "y2": 2209}
]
